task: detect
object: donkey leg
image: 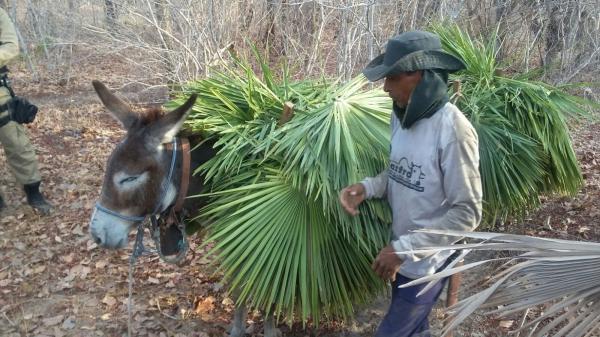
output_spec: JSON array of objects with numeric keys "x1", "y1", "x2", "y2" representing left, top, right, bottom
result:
[
  {"x1": 263, "y1": 312, "x2": 281, "y2": 337},
  {"x1": 229, "y1": 304, "x2": 247, "y2": 337}
]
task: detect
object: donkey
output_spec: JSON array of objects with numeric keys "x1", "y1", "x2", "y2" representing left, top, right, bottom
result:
[{"x1": 88, "y1": 81, "x2": 279, "y2": 337}]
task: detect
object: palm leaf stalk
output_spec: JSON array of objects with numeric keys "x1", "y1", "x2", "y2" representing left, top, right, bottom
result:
[
  {"x1": 167, "y1": 55, "x2": 393, "y2": 323},
  {"x1": 396, "y1": 229, "x2": 600, "y2": 337},
  {"x1": 434, "y1": 25, "x2": 590, "y2": 226}
]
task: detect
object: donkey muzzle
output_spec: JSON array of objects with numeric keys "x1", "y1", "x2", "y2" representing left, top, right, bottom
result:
[{"x1": 89, "y1": 204, "x2": 142, "y2": 249}]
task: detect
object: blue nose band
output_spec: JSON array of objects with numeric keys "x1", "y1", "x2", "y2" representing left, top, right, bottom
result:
[{"x1": 93, "y1": 203, "x2": 146, "y2": 223}]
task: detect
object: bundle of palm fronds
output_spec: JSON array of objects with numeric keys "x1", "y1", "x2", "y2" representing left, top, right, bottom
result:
[
  {"x1": 168, "y1": 52, "x2": 393, "y2": 323},
  {"x1": 434, "y1": 25, "x2": 590, "y2": 225},
  {"x1": 397, "y1": 229, "x2": 600, "y2": 337}
]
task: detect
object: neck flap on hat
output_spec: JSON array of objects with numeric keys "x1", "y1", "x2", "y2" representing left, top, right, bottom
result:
[{"x1": 393, "y1": 69, "x2": 449, "y2": 129}]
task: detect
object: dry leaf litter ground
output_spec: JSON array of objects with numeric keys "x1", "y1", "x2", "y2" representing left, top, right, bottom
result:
[{"x1": 1, "y1": 49, "x2": 598, "y2": 337}]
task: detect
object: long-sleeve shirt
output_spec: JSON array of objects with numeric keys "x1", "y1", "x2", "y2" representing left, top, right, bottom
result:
[
  {"x1": 0, "y1": 8, "x2": 19, "y2": 106},
  {"x1": 361, "y1": 102, "x2": 482, "y2": 279}
]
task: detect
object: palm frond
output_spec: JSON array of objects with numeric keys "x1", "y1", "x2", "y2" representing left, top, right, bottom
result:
[
  {"x1": 201, "y1": 171, "x2": 387, "y2": 322},
  {"x1": 397, "y1": 229, "x2": 600, "y2": 337},
  {"x1": 433, "y1": 24, "x2": 590, "y2": 226}
]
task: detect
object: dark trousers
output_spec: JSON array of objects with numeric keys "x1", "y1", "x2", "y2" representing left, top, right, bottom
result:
[{"x1": 374, "y1": 273, "x2": 449, "y2": 337}]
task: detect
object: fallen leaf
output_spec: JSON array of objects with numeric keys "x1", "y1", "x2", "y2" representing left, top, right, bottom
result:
[
  {"x1": 52, "y1": 327, "x2": 66, "y2": 337},
  {"x1": 83, "y1": 297, "x2": 99, "y2": 307},
  {"x1": 102, "y1": 295, "x2": 117, "y2": 307},
  {"x1": 211, "y1": 282, "x2": 223, "y2": 292},
  {"x1": 43, "y1": 314, "x2": 64, "y2": 327},
  {"x1": 221, "y1": 297, "x2": 234, "y2": 306},
  {"x1": 195, "y1": 296, "x2": 215, "y2": 316},
  {"x1": 71, "y1": 225, "x2": 84, "y2": 236},
  {"x1": 61, "y1": 253, "x2": 75, "y2": 264},
  {"x1": 499, "y1": 320, "x2": 514, "y2": 329},
  {"x1": 80, "y1": 266, "x2": 91, "y2": 278},
  {"x1": 95, "y1": 260, "x2": 108, "y2": 269},
  {"x1": 86, "y1": 240, "x2": 98, "y2": 251},
  {"x1": 62, "y1": 316, "x2": 76, "y2": 330},
  {"x1": 578, "y1": 226, "x2": 591, "y2": 233}
]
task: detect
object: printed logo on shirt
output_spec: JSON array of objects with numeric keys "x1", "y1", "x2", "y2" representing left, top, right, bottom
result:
[{"x1": 389, "y1": 157, "x2": 426, "y2": 192}]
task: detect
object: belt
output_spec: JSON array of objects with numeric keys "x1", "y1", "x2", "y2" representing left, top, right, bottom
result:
[{"x1": 0, "y1": 102, "x2": 10, "y2": 126}]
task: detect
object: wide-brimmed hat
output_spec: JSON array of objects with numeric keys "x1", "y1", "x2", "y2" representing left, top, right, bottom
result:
[{"x1": 363, "y1": 31, "x2": 466, "y2": 81}]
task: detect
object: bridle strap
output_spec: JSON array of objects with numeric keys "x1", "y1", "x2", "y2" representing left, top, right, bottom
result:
[
  {"x1": 94, "y1": 202, "x2": 146, "y2": 223},
  {"x1": 151, "y1": 137, "x2": 178, "y2": 215},
  {"x1": 174, "y1": 138, "x2": 190, "y2": 212}
]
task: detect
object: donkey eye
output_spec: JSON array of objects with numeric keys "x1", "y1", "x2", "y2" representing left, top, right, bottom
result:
[
  {"x1": 119, "y1": 176, "x2": 138, "y2": 184},
  {"x1": 113, "y1": 172, "x2": 148, "y2": 190}
]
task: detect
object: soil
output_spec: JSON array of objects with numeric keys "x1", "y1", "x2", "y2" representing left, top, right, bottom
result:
[{"x1": 1, "y1": 49, "x2": 598, "y2": 337}]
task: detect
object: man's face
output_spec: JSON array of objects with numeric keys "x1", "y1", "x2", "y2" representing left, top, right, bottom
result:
[{"x1": 383, "y1": 71, "x2": 423, "y2": 107}]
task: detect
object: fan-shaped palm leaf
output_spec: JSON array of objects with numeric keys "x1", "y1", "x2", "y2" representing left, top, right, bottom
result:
[
  {"x1": 397, "y1": 229, "x2": 600, "y2": 337},
  {"x1": 434, "y1": 25, "x2": 589, "y2": 225}
]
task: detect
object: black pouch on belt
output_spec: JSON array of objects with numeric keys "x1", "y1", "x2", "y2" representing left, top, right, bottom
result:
[{"x1": 8, "y1": 96, "x2": 38, "y2": 124}]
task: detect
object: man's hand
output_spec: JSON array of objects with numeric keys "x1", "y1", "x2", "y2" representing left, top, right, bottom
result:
[
  {"x1": 372, "y1": 245, "x2": 403, "y2": 281},
  {"x1": 339, "y1": 183, "x2": 366, "y2": 216}
]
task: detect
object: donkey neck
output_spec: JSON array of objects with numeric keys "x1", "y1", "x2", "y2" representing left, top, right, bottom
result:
[{"x1": 181, "y1": 136, "x2": 218, "y2": 216}]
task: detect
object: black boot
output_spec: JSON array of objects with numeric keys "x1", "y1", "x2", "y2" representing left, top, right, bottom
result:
[{"x1": 24, "y1": 181, "x2": 52, "y2": 215}]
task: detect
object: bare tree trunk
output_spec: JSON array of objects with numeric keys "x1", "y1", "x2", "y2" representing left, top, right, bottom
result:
[
  {"x1": 9, "y1": 0, "x2": 38, "y2": 79},
  {"x1": 367, "y1": 0, "x2": 375, "y2": 62},
  {"x1": 337, "y1": 4, "x2": 348, "y2": 80},
  {"x1": 105, "y1": 0, "x2": 118, "y2": 28},
  {"x1": 305, "y1": 2, "x2": 327, "y2": 75},
  {"x1": 150, "y1": 0, "x2": 176, "y2": 85},
  {"x1": 264, "y1": 0, "x2": 281, "y2": 53},
  {"x1": 26, "y1": 0, "x2": 49, "y2": 61},
  {"x1": 208, "y1": 0, "x2": 220, "y2": 48},
  {"x1": 544, "y1": 3, "x2": 560, "y2": 68},
  {"x1": 154, "y1": 0, "x2": 168, "y2": 24},
  {"x1": 428, "y1": 0, "x2": 442, "y2": 21},
  {"x1": 494, "y1": 0, "x2": 509, "y2": 62}
]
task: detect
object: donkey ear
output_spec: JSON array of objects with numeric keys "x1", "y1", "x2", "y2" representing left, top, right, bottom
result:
[
  {"x1": 148, "y1": 94, "x2": 197, "y2": 144},
  {"x1": 92, "y1": 80, "x2": 137, "y2": 130}
]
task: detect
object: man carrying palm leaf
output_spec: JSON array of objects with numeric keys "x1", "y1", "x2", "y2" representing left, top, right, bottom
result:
[{"x1": 340, "y1": 31, "x2": 483, "y2": 337}]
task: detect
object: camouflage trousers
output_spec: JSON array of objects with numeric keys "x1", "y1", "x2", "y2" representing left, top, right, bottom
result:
[{"x1": 0, "y1": 121, "x2": 41, "y2": 185}]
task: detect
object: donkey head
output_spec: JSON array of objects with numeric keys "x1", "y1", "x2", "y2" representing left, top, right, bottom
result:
[{"x1": 89, "y1": 81, "x2": 197, "y2": 249}]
